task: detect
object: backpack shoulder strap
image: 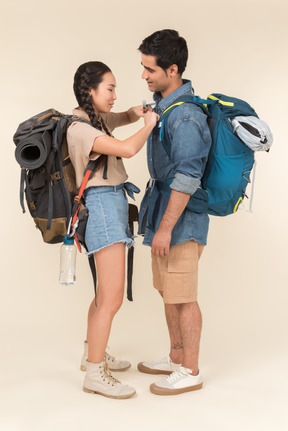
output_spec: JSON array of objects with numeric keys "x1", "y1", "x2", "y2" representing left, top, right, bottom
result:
[{"x1": 159, "y1": 95, "x2": 210, "y2": 158}]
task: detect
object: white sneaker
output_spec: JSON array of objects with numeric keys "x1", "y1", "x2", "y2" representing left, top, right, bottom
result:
[
  {"x1": 137, "y1": 356, "x2": 181, "y2": 375},
  {"x1": 80, "y1": 342, "x2": 131, "y2": 372},
  {"x1": 150, "y1": 366, "x2": 203, "y2": 395},
  {"x1": 83, "y1": 360, "x2": 136, "y2": 399}
]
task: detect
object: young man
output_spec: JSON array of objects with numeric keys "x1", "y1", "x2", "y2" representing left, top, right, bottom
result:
[{"x1": 137, "y1": 29, "x2": 211, "y2": 395}]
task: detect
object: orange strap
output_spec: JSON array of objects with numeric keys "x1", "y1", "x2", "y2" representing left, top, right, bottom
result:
[
  {"x1": 78, "y1": 169, "x2": 92, "y2": 200},
  {"x1": 71, "y1": 169, "x2": 92, "y2": 253}
]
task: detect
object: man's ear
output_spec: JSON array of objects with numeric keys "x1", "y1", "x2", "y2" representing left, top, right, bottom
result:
[{"x1": 168, "y1": 64, "x2": 179, "y2": 77}]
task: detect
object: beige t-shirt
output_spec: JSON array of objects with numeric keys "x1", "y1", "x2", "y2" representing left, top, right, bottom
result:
[{"x1": 66, "y1": 108, "x2": 128, "y2": 188}]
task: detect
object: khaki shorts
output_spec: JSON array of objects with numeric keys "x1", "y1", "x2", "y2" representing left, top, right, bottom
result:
[{"x1": 151, "y1": 240, "x2": 204, "y2": 304}]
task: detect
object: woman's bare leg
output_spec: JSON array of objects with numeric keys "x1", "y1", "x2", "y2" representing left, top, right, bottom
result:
[{"x1": 87, "y1": 242, "x2": 125, "y2": 363}]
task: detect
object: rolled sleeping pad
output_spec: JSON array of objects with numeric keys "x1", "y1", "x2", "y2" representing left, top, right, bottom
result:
[{"x1": 14, "y1": 130, "x2": 51, "y2": 169}]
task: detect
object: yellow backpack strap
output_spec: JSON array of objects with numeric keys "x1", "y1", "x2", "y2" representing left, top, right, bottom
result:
[
  {"x1": 163, "y1": 101, "x2": 185, "y2": 115},
  {"x1": 208, "y1": 94, "x2": 235, "y2": 107}
]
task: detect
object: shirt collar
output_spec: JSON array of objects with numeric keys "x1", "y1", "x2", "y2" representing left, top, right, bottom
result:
[
  {"x1": 72, "y1": 108, "x2": 90, "y2": 121},
  {"x1": 72, "y1": 108, "x2": 103, "y2": 124},
  {"x1": 153, "y1": 79, "x2": 195, "y2": 114}
]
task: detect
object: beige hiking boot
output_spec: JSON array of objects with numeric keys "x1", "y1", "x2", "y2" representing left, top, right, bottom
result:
[
  {"x1": 83, "y1": 360, "x2": 136, "y2": 399},
  {"x1": 80, "y1": 342, "x2": 131, "y2": 372}
]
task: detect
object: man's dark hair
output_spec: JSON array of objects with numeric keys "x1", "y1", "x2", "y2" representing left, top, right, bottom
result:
[{"x1": 138, "y1": 29, "x2": 188, "y2": 75}]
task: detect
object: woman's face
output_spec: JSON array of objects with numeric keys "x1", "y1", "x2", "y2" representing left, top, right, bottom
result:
[{"x1": 90, "y1": 72, "x2": 117, "y2": 114}]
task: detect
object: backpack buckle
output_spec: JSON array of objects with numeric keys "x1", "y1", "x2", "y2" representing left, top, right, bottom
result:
[
  {"x1": 50, "y1": 171, "x2": 63, "y2": 181},
  {"x1": 148, "y1": 178, "x2": 156, "y2": 189}
]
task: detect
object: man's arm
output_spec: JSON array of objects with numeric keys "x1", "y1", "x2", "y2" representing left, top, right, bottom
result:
[
  {"x1": 152, "y1": 111, "x2": 211, "y2": 257},
  {"x1": 151, "y1": 189, "x2": 190, "y2": 257}
]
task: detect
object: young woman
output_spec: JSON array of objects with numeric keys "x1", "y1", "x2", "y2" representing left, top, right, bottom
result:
[{"x1": 67, "y1": 61, "x2": 158, "y2": 399}]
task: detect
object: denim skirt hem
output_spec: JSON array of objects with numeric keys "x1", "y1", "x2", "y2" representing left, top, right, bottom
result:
[
  {"x1": 86, "y1": 238, "x2": 135, "y2": 256},
  {"x1": 84, "y1": 185, "x2": 134, "y2": 255}
]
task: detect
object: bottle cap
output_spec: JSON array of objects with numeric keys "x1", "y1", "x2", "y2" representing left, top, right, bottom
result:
[{"x1": 63, "y1": 235, "x2": 74, "y2": 245}]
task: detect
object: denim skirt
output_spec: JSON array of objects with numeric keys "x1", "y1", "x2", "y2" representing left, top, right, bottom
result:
[{"x1": 83, "y1": 183, "x2": 138, "y2": 255}]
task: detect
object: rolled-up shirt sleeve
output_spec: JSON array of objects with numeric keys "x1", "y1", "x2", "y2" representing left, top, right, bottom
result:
[{"x1": 169, "y1": 117, "x2": 211, "y2": 195}]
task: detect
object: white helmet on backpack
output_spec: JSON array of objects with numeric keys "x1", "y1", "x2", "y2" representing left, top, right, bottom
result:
[{"x1": 231, "y1": 116, "x2": 273, "y2": 151}]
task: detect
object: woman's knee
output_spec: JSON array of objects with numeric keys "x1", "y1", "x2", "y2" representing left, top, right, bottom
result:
[
  {"x1": 110, "y1": 296, "x2": 123, "y2": 315},
  {"x1": 97, "y1": 289, "x2": 124, "y2": 316}
]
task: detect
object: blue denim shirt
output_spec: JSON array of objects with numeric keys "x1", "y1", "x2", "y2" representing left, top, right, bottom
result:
[{"x1": 138, "y1": 80, "x2": 212, "y2": 247}]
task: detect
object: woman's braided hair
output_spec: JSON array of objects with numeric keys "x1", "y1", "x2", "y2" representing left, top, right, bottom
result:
[
  {"x1": 73, "y1": 61, "x2": 114, "y2": 177},
  {"x1": 73, "y1": 61, "x2": 112, "y2": 136}
]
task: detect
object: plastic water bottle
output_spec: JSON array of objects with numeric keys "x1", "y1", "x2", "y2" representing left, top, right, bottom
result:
[{"x1": 59, "y1": 235, "x2": 76, "y2": 285}]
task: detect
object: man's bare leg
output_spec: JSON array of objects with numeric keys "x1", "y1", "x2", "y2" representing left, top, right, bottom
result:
[
  {"x1": 178, "y1": 301, "x2": 202, "y2": 375},
  {"x1": 164, "y1": 303, "x2": 184, "y2": 364},
  {"x1": 158, "y1": 291, "x2": 183, "y2": 364},
  {"x1": 160, "y1": 290, "x2": 202, "y2": 373}
]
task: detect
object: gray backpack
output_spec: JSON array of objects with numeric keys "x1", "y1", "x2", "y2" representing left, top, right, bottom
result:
[
  {"x1": 14, "y1": 108, "x2": 137, "y2": 300},
  {"x1": 13, "y1": 108, "x2": 97, "y2": 245}
]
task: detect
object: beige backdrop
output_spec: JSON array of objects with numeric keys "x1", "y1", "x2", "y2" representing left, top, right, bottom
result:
[{"x1": 1, "y1": 0, "x2": 287, "y2": 430}]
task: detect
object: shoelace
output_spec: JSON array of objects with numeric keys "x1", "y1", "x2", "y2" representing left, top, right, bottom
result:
[
  {"x1": 100, "y1": 363, "x2": 120, "y2": 386},
  {"x1": 105, "y1": 352, "x2": 115, "y2": 363},
  {"x1": 165, "y1": 367, "x2": 190, "y2": 384}
]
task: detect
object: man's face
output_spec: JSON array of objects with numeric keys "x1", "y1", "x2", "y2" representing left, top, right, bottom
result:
[{"x1": 141, "y1": 54, "x2": 170, "y2": 94}]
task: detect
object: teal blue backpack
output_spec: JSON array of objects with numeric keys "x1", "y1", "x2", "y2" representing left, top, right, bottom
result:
[{"x1": 160, "y1": 93, "x2": 260, "y2": 216}]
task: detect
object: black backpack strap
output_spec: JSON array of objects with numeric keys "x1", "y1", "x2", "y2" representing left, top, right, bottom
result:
[
  {"x1": 127, "y1": 203, "x2": 139, "y2": 301},
  {"x1": 88, "y1": 252, "x2": 97, "y2": 297},
  {"x1": 45, "y1": 125, "x2": 66, "y2": 231},
  {"x1": 19, "y1": 168, "x2": 27, "y2": 213},
  {"x1": 127, "y1": 230, "x2": 134, "y2": 301},
  {"x1": 46, "y1": 181, "x2": 54, "y2": 230},
  {"x1": 102, "y1": 155, "x2": 108, "y2": 180}
]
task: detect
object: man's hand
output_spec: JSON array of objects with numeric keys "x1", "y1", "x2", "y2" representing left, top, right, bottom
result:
[
  {"x1": 151, "y1": 224, "x2": 172, "y2": 257},
  {"x1": 151, "y1": 189, "x2": 191, "y2": 257}
]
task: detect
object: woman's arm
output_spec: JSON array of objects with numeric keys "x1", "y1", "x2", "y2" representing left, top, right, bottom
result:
[
  {"x1": 116, "y1": 105, "x2": 144, "y2": 127},
  {"x1": 92, "y1": 110, "x2": 159, "y2": 158}
]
